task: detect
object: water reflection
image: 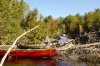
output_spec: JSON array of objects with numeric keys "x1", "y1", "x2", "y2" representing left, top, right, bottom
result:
[
  {"x1": 57, "y1": 60, "x2": 100, "y2": 66},
  {"x1": 0, "y1": 58, "x2": 100, "y2": 66},
  {"x1": 2, "y1": 58, "x2": 56, "y2": 66}
]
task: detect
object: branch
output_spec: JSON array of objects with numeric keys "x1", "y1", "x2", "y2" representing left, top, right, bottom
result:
[{"x1": 0, "y1": 25, "x2": 40, "y2": 66}]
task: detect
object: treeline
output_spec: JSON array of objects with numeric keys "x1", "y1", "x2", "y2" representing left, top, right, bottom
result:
[
  {"x1": 0, "y1": 0, "x2": 100, "y2": 45},
  {"x1": 58, "y1": 9, "x2": 100, "y2": 39}
]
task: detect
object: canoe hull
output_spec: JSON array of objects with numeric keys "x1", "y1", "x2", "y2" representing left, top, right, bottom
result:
[{"x1": 0, "y1": 48, "x2": 57, "y2": 58}]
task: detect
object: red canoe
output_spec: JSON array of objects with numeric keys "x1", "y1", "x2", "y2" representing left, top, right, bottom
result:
[{"x1": 0, "y1": 48, "x2": 57, "y2": 58}]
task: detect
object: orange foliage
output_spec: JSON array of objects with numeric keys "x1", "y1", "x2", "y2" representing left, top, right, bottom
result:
[
  {"x1": 50, "y1": 19, "x2": 57, "y2": 27},
  {"x1": 71, "y1": 22, "x2": 77, "y2": 28}
]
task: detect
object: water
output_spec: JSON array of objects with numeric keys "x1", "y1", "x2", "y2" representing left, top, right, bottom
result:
[{"x1": 0, "y1": 58, "x2": 100, "y2": 66}]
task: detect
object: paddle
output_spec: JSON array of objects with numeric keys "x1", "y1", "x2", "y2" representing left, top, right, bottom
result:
[{"x1": 0, "y1": 25, "x2": 40, "y2": 66}]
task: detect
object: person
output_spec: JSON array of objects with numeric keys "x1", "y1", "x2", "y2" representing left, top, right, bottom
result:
[
  {"x1": 57, "y1": 34, "x2": 68, "y2": 47},
  {"x1": 44, "y1": 36, "x2": 51, "y2": 48},
  {"x1": 45, "y1": 36, "x2": 51, "y2": 44}
]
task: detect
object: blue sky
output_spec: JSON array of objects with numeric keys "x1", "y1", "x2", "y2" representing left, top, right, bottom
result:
[{"x1": 24, "y1": 0, "x2": 100, "y2": 18}]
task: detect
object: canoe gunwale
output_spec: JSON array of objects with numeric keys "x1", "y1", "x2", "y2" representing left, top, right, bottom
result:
[{"x1": 0, "y1": 48, "x2": 57, "y2": 58}]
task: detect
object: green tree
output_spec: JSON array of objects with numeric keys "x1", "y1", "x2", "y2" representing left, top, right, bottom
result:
[
  {"x1": 84, "y1": 11, "x2": 94, "y2": 32},
  {"x1": 20, "y1": 8, "x2": 39, "y2": 44},
  {"x1": 75, "y1": 13, "x2": 83, "y2": 33},
  {"x1": 93, "y1": 8, "x2": 100, "y2": 31},
  {"x1": 56, "y1": 17, "x2": 64, "y2": 34},
  {"x1": 64, "y1": 15, "x2": 79, "y2": 33},
  {"x1": 21, "y1": 8, "x2": 38, "y2": 30},
  {"x1": 0, "y1": 0, "x2": 28, "y2": 44}
]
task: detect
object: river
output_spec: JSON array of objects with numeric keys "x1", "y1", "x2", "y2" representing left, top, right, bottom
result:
[{"x1": 0, "y1": 58, "x2": 100, "y2": 66}]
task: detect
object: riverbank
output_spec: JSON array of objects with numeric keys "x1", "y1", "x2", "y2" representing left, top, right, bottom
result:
[{"x1": 56, "y1": 42, "x2": 100, "y2": 63}]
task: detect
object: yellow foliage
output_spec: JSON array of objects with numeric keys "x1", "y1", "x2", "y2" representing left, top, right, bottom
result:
[{"x1": 79, "y1": 24, "x2": 83, "y2": 33}]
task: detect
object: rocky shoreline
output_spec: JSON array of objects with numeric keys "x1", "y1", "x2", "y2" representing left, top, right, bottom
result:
[{"x1": 57, "y1": 42, "x2": 100, "y2": 63}]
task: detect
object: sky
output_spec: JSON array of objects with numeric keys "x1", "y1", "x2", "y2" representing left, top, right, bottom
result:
[{"x1": 24, "y1": 0, "x2": 100, "y2": 18}]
